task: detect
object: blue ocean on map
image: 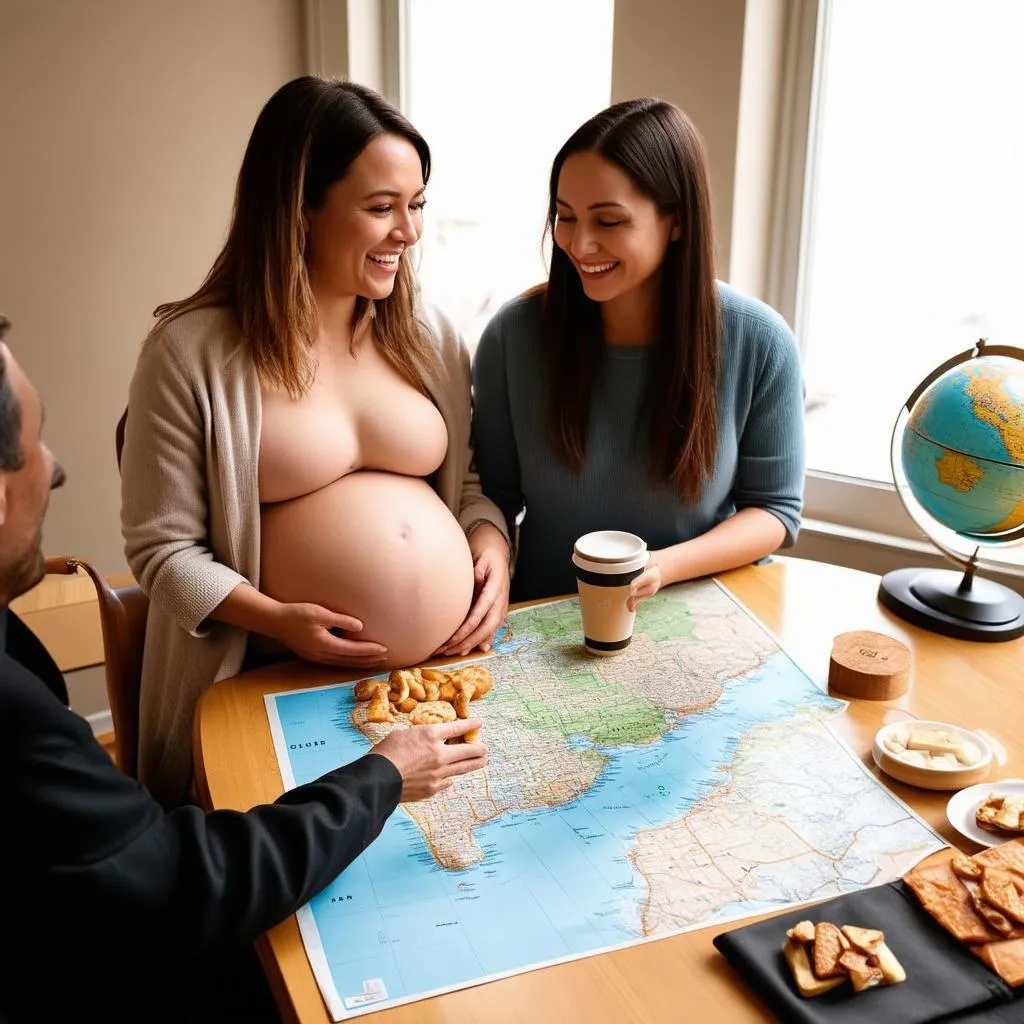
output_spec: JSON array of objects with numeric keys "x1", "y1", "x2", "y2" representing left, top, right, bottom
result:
[{"x1": 270, "y1": 648, "x2": 849, "y2": 1013}]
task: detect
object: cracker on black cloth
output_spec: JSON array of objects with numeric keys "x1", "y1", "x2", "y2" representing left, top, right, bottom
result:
[{"x1": 713, "y1": 880, "x2": 1015, "y2": 1024}]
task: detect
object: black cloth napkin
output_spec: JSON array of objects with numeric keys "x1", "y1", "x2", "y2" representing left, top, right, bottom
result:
[
  {"x1": 713, "y1": 880, "x2": 1015, "y2": 1023},
  {"x1": 942, "y1": 1004, "x2": 1024, "y2": 1023}
]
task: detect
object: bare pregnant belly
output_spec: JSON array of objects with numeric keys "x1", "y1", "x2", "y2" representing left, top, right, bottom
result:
[{"x1": 259, "y1": 472, "x2": 475, "y2": 668}]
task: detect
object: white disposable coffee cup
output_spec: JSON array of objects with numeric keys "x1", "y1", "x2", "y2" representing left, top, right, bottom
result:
[{"x1": 572, "y1": 531, "x2": 649, "y2": 656}]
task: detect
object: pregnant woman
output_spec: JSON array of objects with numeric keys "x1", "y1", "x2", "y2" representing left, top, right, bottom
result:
[{"x1": 121, "y1": 78, "x2": 510, "y2": 806}]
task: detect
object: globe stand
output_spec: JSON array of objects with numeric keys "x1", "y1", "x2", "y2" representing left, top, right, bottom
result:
[{"x1": 879, "y1": 565, "x2": 1024, "y2": 642}]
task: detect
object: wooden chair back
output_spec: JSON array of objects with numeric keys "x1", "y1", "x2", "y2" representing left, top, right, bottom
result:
[{"x1": 44, "y1": 556, "x2": 148, "y2": 778}]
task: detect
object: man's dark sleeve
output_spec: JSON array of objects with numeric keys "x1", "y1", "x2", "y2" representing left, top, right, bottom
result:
[{"x1": 11, "y1": 651, "x2": 402, "y2": 952}]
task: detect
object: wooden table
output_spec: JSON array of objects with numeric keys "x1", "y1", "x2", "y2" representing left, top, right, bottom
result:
[{"x1": 194, "y1": 556, "x2": 1024, "y2": 1023}]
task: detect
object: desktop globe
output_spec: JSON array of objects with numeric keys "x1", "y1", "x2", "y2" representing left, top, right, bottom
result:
[
  {"x1": 879, "y1": 341, "x2": 1024, "y2": 641},
  {"x1": 903, "y1": 356, "x2": 1024, "y2": 534}
]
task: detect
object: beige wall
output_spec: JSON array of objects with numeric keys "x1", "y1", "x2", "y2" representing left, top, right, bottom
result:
[
  {"x1": 3, "y1": 0, "x2": 772, "y2": 722},
  {"x1": 0, "y1": 0, "x2": 304, "y2": 580},
  {"x1": 611, "y1": 0, "x2": 747, "y2": 277},
  {"x1": 1, "y1": 0, "x2": 304, "y2": 718}
]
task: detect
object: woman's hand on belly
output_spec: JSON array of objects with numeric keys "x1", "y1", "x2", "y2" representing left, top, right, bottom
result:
[
  {"x1": 260, "y1": 474, "x2": 477, "y2": 668},
  {"x1": 268, "y1": 602, "x2": 389, "y2": 668},
  {"x1": 437, "y1": 523, "x2": 511, "y2": 657}
]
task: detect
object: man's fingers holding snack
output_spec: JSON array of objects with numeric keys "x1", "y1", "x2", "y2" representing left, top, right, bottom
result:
[
  {"x1": 372, "y1": 719, "x2": 486, "y2": 801},
  {"x1": 435, "y1": 718, "x2": 484, "y2": 746}
]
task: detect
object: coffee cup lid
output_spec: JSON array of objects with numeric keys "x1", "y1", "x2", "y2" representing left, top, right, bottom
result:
[{"x1": 573, "y1": 530, "x2": 647, "y2": 564}]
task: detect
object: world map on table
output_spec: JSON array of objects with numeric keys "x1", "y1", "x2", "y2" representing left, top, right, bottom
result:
[{"x1": 265, "y1": 580, "x2": 946, "y2": 1020}]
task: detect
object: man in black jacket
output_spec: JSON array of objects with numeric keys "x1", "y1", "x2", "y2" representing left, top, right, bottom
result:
[{"x1": 0, "y1": 317, "x2": 488, "y2": 1022}]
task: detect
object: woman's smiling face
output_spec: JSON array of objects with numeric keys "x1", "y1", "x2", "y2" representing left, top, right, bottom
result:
[
  {"x1": 305, "y1": 133, "x2": 426, "y2": 302},
  {"x1": 553, "y1": 150, "x2": 679, "y2": 306}
]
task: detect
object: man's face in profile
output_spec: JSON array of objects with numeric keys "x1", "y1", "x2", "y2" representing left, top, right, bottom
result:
[{"x1": 0, "y1": 325, "x2": 65, "y2": 604}]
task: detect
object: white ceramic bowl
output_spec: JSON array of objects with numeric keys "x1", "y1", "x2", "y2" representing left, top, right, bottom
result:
[{"x1": 872, "y1": 719, "x2": 992, "y2": 791}]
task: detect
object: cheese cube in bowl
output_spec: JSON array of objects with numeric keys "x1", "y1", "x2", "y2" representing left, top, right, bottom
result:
[{"x1": 872, "y1": 720, "x2": 992, "y2": 791}]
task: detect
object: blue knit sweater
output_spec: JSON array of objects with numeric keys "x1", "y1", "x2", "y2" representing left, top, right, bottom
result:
[{"x1": 471, "y1": 282, "x2": 806, "y2": 602}]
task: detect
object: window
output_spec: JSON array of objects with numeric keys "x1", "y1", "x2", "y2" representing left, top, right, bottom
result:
[
  {"x1": 403, "y1": 0, "x2": 614, "y2": 350},
  {"x1": 794, "y1": 0, "x2": 1024, "y2": 568}
]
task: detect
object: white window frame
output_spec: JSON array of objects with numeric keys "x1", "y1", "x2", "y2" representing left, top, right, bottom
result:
[
  {"x1": 767, "y1": 0, "x2": 1023, "y2": 582},
  {"x1": 769, "y1": 0, "x2": 913, "y2": 539},
  {"x1": 303, "y1": 0, "x2": 404, "y2": 107},
  {"x1": 313, "y1": 0, "x2": 1022, "y2": 585}
]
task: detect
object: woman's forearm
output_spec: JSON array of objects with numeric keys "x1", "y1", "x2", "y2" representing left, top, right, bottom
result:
[
  {"x1": 468, "y1": 521, "x2": 511, "y2": 564},
  {"x1": 654, "y1": 508, "x2": 788, "y2": 586},
  {"x1": 209, "y1": 582, "x2": 284, "y2": 638}
]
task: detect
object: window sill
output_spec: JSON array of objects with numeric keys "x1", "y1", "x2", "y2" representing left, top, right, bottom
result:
[{"x1": 791, "y1": 518, "x2": 1024, "y2": 596}]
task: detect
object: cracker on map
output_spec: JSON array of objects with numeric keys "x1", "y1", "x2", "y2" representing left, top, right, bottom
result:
[
  {"x1": 452, "y1": 684, "x2": 473, "y2": 720},
  {"x1": 354, "y1": 678, "x2": 382, "y2": 702},
  {"x1": 420, "y1": 668, "x2": 452, "y2": 684},
  {"x1": 353, "y1": 663, "x2": 492, "y2": 741},
  {"x1": 453, "y1": 665, "x2": 493, "y2": 699},
  {"x1": 409, "y1": 701, "x2": 457, "y2": 726},
  {"x1": 388, "y1": 669, "x2": 416, "y2": 706},
  {"x1": 366, "y1": 684, "x2": 395, "y2": 724}
]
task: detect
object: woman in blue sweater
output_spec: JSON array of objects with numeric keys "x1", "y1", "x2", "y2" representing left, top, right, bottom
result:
[{"x1": 471, "y1": 98, "x2": 806, "y2": 605}]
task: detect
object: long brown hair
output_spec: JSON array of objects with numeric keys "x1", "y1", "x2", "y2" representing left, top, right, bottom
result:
[
  {"x1": 151, "y1": 77, "x2": 433, "y2": 397},
  {"x1": 542, "y1": 98, "x2": 720, "y2": 500}
]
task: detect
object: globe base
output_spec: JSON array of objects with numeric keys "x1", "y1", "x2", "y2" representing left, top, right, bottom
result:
[{"x1": 878, "y1": 567, "x2": 1024, "y2": 642}]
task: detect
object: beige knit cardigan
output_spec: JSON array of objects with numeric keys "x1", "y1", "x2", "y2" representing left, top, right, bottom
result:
[{"x1": 120, "y1": 304, "x2": 508, "y2": 807}]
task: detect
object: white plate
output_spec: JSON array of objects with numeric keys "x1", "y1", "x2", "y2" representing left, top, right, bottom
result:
[{"x1": 946, "y1": 779, "x2": 1024, "y2": 848}]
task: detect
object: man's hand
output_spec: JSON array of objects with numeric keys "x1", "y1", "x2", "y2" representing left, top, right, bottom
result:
[
  {"x1": 438, "y1": 524, "x2": 510, "y2": 656},
  {"x1": 372, "y1": 719, "x2": 487, "y2": 801},
  {"x1": 268, "y1": 602, "x2": 388, "y2": 667}
]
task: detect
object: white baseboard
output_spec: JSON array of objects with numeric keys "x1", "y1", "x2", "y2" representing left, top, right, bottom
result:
[{"x1": 86, "y1": 709, "x2": 113, "y2": 736}]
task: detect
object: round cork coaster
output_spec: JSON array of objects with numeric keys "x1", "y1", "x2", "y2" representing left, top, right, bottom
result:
[{"x1": 828, "y1": 630, "x2": 912, "y2": 700}]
